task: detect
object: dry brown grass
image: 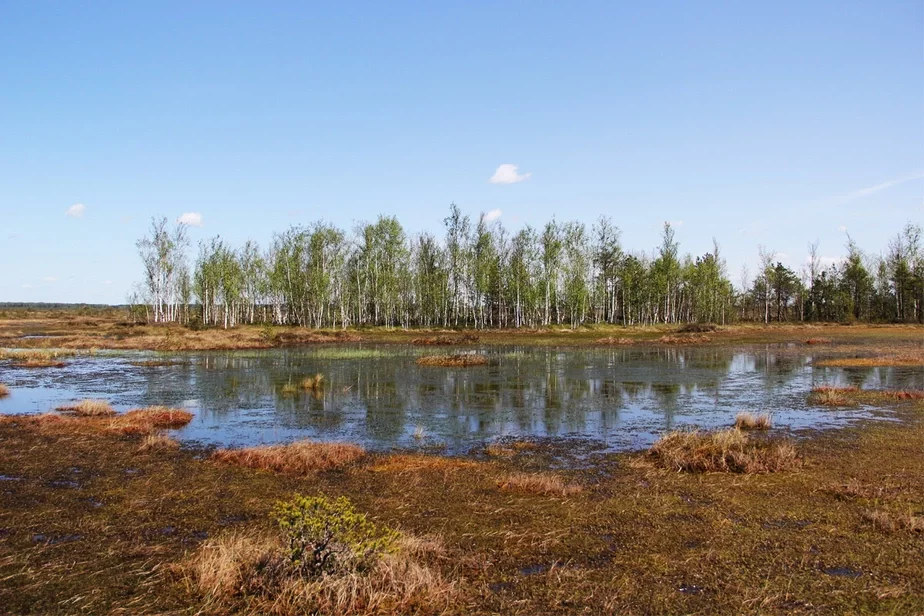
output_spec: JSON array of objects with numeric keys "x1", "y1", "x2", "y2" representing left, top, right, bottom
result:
[
  {"x1": 0, "y1": 384, "x2": 8, "y2": 398},
  {"x1": 496, "y1": 472, "x2": 582, "y2": 496},
  {"x1": 138, "y1": 431, "x2": 180, "y2": 452},
  {"x1": 657, "y1": 334, "x2": 711, "y2": 344},
  {"x1": 111, "y1": 407, "x2": 194, "y2": 434},
  {"x1": 416, "y1": 354, "x2": 488, "y2": 367},
  {"x1": 0, "y1": 349, "x2": 72, "y2": 368},
  {"x1": 212, "y1": 440, "x2": 365, "y2": 475},
  {"x1": 863, "y1": 510, "x2": 924, "y2": 533},
  {"x1": 647, "y1": 428, "x2": 801, "y2": 474},
  {"x1": 879, "y1": 390, "x2": 924, "y2": 401},
  {"x1": 369, "y1": 454, "x2": 479, "y2": 473},
  {"x1": 56, "y1": 399, "x2": 116, "y2": 417},
  {"x1": 808, "y1": 386, "x2": 860, "y2": 406},
  {"x1": 734, "y1": 412, "x2": 772, "y2": 431},
  {"x1": 814, "y1": 349, "x2": 924, "y2": 367},
  {"x1": 804, "y1": 337, "x2": 832, "y2": 344},
  {"x1": 187, "y1": 531, "x2": 455, "y2": 616}
]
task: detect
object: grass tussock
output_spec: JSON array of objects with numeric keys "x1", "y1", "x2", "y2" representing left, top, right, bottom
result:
[
  {"x1": 863, "y1": 510, "x2": 924, "y2": 533},
  {"x1": 0, "y1": 383, "x2": 8, "y2": 398},
  {"x1": 804, "y1": 337, "x2": 832, "y2": 344},
  {"x1": 734, "y1": 412, "x2": 772, "y2": 431},
  {"x1": 138, "y1": 431, "x2": 180, "y2": 452},
  {"x1": 299, "y1": 373, "x2": 325, "y2": 392},
  {"x1": 647, "y1": 428, "x2": 801, "y2": 474},
  {"x1": 111, "y1": 407, "x2": 194, "y2": 434},
  {"x1": 0, "y1": 349, "x2": 73, "y2": 368},
  {"x1": 187, "y1": 531, "x2": 455, "y2": 616},
  {"x1": 485, "y1": 440, "x2": 539, "y2": 457},
  {"x1": 879, "y1": 390, "x2": 924, "y2": 401},
  {"x1": 411, "y1": 333, "x2": 480, "y2": 345},
  {"x1": 370, "y1": 454, "x2": 479, "y2": 473},
  {"x1": 281, "y1": 382, "x2": 298, "y2": 396},
  {"x1": 56, "y1": 399, "x2": 116, "y2": 417},
  {"x1": 808, "y1": 386, "x2": 860, "y2": 406},
  {"x1": 496, "y1": 472, "x2": 582, "y2": 496},
  {"x1": 657, "y1": 334, "x2": 711, "y2": 344},
  {"x1": 416, "y1": 354, "x2": 488, "y2": 367},
  {"x1": 212, "y1": 440, "x2": 365, "y2": 475}
]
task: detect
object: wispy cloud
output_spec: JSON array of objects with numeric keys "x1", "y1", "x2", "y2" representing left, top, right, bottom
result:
[
  {"x1": 177, "y1": 212, "x2": 203, "y2": 227},
  {"x1": 66, "y1": 203, "x2": 86, "y2": 217},
  {"x1": 483, "y1": 209, "x2": 502, "y2": 222},
  {"x1": 833, "y1": 171, "x2": 924, "y2": 204},
  {"x1": 489, "y1": 164, "x2": 531, "y2": 185}
]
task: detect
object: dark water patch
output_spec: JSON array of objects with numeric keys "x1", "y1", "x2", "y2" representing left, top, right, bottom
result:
[
  {"x1": 0, "y1": 475, "x2": 22, "y2": 481},
  {"x1": 678, "y1": 584, "x2": 705, "y2": 595},
  {"x1": 32, "y1": 533, "x2": 83, "y2": 545},
  {"x1": 822, "y1": 566, "x2": 862, "y2": 578},
  {"x1": 47, "y1": 479, "x2": 80, "y2": 489}
]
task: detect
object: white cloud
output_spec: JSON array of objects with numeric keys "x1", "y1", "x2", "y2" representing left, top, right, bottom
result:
[
  {"x1": 483, "y1": 209, "x2": 502, "y2": 222},
  {"x1": 43, "y1": 276, "x2": 57, "y2": 283},
  {"x1": 837, "y1": 225, "x2": 848, "y2": 232},
  {"x1": 66, "y1": 203, "x2": 86, "y2": 217},
  {"x1": 489, "y1": 164, "x2": 531, "y2": 185},
  {"x1": 177, "y1": 212, "x2": 203, "y2": 227},
  {"x1": 833, "y1": 170, "x2": 924, "y2": 204}
]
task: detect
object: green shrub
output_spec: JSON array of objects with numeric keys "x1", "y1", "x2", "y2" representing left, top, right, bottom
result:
[{"x1": 272, "y1": 494, "x2": 398, "y2": 578}]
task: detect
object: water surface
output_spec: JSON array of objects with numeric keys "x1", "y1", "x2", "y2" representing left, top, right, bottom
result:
[{"x1": 0, "y1": 345, "x2": 918, "y2": 453}]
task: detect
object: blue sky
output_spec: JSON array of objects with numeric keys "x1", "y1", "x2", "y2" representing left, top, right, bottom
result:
[{"x1": 2, "y1": 1, "x2": 921, "y2": 304}]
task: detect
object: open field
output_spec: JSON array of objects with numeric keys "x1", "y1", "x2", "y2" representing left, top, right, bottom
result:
[
  {"x1": 1, "y1": 312, "x2": 922, "y2": 359},
  {"x1": 0, "y1": 389, "x2": 923, "y2": 614}
]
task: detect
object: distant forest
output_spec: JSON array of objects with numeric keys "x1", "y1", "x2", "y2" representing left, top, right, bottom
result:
[{"x1": 130, "y1": 205, "x2": 924, "y2": 328}]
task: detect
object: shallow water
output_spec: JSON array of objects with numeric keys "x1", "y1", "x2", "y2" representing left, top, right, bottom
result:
[{"x1": 0, "y1": 344, "x2": 919, "y2": 453}]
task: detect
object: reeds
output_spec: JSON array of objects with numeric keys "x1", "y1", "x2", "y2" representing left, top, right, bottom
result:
[
  {"x1": 416, "y1": 354, "x2": 488, "y2": 367},
  {"x1": 212, "y1": 440, "x2": 365, "y2": 475},
  {"x1": 56, "y1": 399, "x2": 117, "y2": 417},
  {"x1": 299, "y1": 373, "x2": 325, "y2": 392},
  {"x1": 411, "y1": 334, "x2": 480, "y2": 345},
  {"x1": 808, "y1": 386, "x2": 859, "y2": 406},
  {"x1": 657, "y1": 334, "x2": 711, "y2": 344},
  {"x1": 647, "y1": 428, "x2": 801, "y2": 474},
  {"x1": 496, "y1": 472, "x2": 582, "y2": 496},
  {"x1": 734, "y1": 412, "x2": 772, "y2": 431}
]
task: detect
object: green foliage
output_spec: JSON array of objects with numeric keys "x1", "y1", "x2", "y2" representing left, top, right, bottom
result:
[{"x1": 272, "y1": 494, "x2": 398, "y2": 577}]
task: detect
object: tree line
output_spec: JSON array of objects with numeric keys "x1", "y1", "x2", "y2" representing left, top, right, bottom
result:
[{"x1": 131, "y1": 206, "x2": 924, "y2": 328}]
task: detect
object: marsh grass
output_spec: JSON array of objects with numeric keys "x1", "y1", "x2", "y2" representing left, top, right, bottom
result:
[
  {"x1": 0, "y1": 384, "x2": 8, "y2": 398},
  {"x1": 56, "y1": 399, "x2": 116, "y2": 417},
  {"x1": 485, "y1": 440, "x2": 540, "y2": 457},
  {"x1": 187, "y1": 530, "x2": 455, "y2": 616},
  {"x1": 596, "y1": 336, "x2": 635, "y2": 345},
  {"x1": 416, "y1": 354, "x2": 488, "y2": 367},
  {"x1": 804, "y1": 337, "x2": 832, "y2": 344},
  {"x1": 281, "y1": 382, "x2": 298, "y2": 396},
  {"x1": 212, "y1": 440, "x2": 365, "y2": 474},
  {"x1": 647, "y1": 428, "x2": 801, "y2": 473},
  {"x1": 496, "y1": 472, "x2": 582, "y2": 496},
  {"x1": 863, "y1": 510, "x2": 924, "y2": 533},
  {"x1": 411, "y1": 334, "x2": 480, "y2": 346},
  {"x1": 112, "y1": 407, "x2": 194, "y2": 434},
  {"x1": 814, "y1": 349, "x2": 924, "y2": 367},
  {"x1": 808, "y1": 386, "x2": 860, "y2": 406},
  {"x1": 734, "y1": 412, "x2": 772, "y2": 430},
  {"x1": 299, "y1": 373, "x2": 325, "y2": 392},
  {"x1": 0, "y1": 349, "x2": 74, "y2": 368},
  {"x1": 138, "y1": 431, "x2": 180, "y2": 452}
]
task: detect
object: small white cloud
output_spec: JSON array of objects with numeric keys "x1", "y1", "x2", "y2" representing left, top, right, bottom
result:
[
  {"x1": 489, "y1": 164, "x2": 531, "y2": 185},
  {"x1": 43, "y1": 276, "x2": 57, "y2": 283},
  {"x1": 66, "y1": 203, "x2": 86, "y2": 217},
  {"x1": 483, "y1": 209, "x2": 502, "y2": 222},
  {"x1": 837, "y1": 225, "x2": 847, "y2": 232},
  {"x1": 177, "y1": 212, "x2": 203, "y2": 227}
]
